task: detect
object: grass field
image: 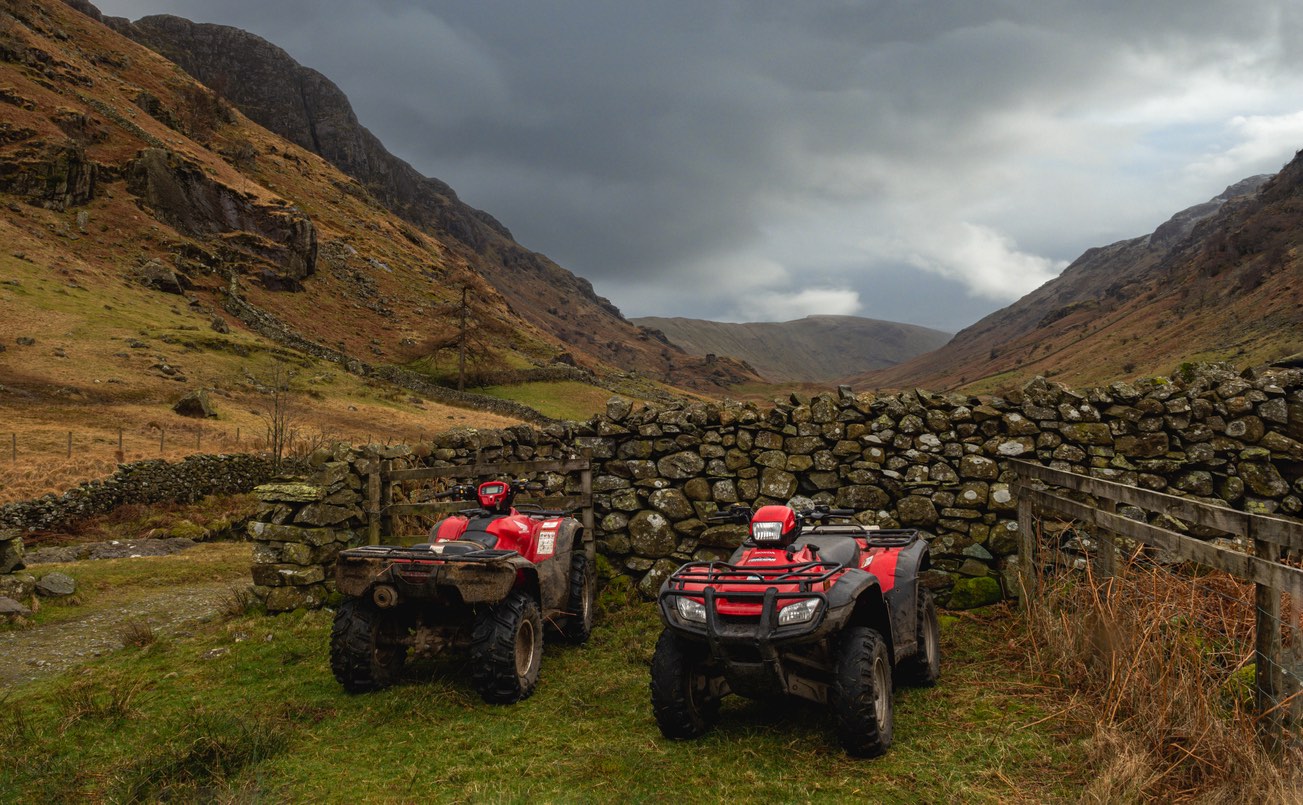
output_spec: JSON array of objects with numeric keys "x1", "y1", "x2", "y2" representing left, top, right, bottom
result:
[
  {"x1": 0, "y1": 547, "x2": 1085, "y2": 803},
  {"x1": 479, "y1": 381, "x2": 616, "y2": 422}
]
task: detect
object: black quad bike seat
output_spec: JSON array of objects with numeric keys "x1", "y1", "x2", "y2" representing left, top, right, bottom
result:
[{"x1": 792, "y1": 534, "x2": 861, "y2": 567}]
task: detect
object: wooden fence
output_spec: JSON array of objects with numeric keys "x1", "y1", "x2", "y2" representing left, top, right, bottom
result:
[
  {"x1": 365, "y1": 451, "x2": 594, "y2": 545},
  {"x1": 1010, "y1": 459, "x2": 1303, "y2": 747}
]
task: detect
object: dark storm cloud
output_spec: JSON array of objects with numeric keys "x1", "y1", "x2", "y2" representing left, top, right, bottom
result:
[{"x1": 99, "y1": 1, "x2": 1303, "y2": 326}]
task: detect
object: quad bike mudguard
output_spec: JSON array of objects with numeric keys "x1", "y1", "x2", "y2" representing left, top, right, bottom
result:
[{"x1": 336, "y1": 544, "x2": 537, "y2": 606}]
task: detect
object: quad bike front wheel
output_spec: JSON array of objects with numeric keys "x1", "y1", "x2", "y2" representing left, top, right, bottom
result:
[
  {"x1": 898, "y1": 587, "x2": 941, "y2": 686},
  {"x1": 471, "y1": 590, "x2": 544, "y2": 703},
  {"x1": 560, "y1": 552, "x2": 596, "y2": 644},
  {"x1": 330, "y1": 598, "x2": 408, "y2": 693},
  {"x1": 832, "y1": 626, "x2": 894, "y2": 757},
  {"x1": 650, "y1": 629, "x2": 721, "y2": 739}
]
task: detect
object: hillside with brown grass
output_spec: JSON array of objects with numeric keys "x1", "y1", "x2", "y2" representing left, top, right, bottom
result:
[
  {"x1": 851, "y1": 168, "x2": 1303, "y2": 392},
  {"x1": 0, "y1": 0, "x2": 757, "y2": 496}
]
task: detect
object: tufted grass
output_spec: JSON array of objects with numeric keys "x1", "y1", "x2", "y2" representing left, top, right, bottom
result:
[{"x1": 0, "y1": 586, "x2": 1085, "y2": 803}]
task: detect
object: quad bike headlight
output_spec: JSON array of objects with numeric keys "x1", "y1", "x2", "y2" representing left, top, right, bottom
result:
[
  {"x1": 777, "y1": 597, "x2": 822, "y2": 626},
  {"x1": 750, "y1": 521, "x2": 784, "y2": 543},
  {"x1": 675, "y1": 596, "x2": 708, "y2": 623}
]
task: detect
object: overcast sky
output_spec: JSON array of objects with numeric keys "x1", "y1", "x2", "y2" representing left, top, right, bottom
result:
[{"x1": 97, "y1": 1, "x2": 1303, "y2": 331}]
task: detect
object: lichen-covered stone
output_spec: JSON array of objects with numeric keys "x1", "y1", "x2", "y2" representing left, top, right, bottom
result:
[
  {"x1": 628, "y1": 511, "x2": 677, "y2": 558},
  {"x1": 948, "y1": 576, "x2": 1002, "y2": 609},
  {"x1": 896, "y1": 495, "x2": 938, "y2": 526},
  {"x1": 759, "y1": 467, "x2": 798, "y2": 500},
  {"x1": 649, "y1": 489, "x2": 694, "y2": 521}
]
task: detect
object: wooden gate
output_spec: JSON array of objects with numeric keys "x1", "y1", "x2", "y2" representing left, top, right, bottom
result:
[
  {"x1": 364, "y1": 450, "x2": 594, "y2": 545},
  {"x1": 1010, "y1": 458, "x2": 1303, "y2": 746}
]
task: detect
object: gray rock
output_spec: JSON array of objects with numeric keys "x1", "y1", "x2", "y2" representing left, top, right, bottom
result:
[
  {"x1": 0, "y1": 596, "x2": 31, "y2": 617},
  {"x1": 35, "y1": 572, "x2": 77, "y2": 597}
]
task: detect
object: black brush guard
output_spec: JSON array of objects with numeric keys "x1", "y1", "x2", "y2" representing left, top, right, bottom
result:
[{"x1": 659, "y1": 560, "x2": 851, "y2": 696}]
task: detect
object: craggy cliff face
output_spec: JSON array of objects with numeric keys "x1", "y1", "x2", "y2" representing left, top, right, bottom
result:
[{"x1": 107, "y1": 11, "x2": 757, "y2": 389}]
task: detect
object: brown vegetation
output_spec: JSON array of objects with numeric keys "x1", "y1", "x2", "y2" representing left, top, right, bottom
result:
[{"x1": 1022, "y1": 554, "x2": 1302, "y2": 802}]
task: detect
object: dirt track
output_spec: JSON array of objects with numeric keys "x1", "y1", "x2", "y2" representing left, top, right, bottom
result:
[{"x1": 0, "y1": 580, "x2": 238, "y2": 687}]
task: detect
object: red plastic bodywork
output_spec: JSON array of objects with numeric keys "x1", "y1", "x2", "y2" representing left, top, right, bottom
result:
[
  {"x1": 681, "y1": 507, "x2": 907, "y2": 617},
  {"x1": 750, "y1": 505, "x2": 798, "y2": 543},
  {"x1": 433, "y1": 511, "x2": 565, "y2": 563}
]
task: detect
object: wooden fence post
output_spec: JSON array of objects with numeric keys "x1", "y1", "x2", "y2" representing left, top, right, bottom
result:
[
  {"x1": 1096, "y1": 498, "x2": 1117, "y2": 582},
  {"x1": 66, "y1": 431, "x2": 72, "y2": 458},
  {"x1": 1253, "y1": 529, "x2": 1284, "y2": 751},
  {"x1": 1017, "y1": 483, "x2": 1038, "y2": 600},
  {"x1": 367, "y1": 463, "x2": 381, "y2": 546},
  {"x1": 580, "y1": 448, "x2": 594, "y2": 544},
  {"x1": 380, "y1": 460, "x2": 393, "y2": 541}
]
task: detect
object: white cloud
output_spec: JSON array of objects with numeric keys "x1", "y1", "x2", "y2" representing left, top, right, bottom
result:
[
  {"x1": 893, "y1": 223, "x2": 1067, "y2": 301},
  {"x1": 1185, "y1": 111, "x2": 1303, "y2": 183},
  {"x1": 736, "y1": 287, "x2": 862, "y2": 323}
]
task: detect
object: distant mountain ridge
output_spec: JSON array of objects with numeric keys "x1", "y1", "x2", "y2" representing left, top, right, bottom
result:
[
  {"x1": 631, "y1": 315, "x2": 951, "y2": 383},
  {"x1": 852, "y1": 167, "x2": 1301, "y2": 391}
]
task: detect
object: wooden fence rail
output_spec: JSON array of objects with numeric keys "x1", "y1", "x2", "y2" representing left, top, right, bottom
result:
[
  {"x1": 366, "y1": 450, "x2": 594, "y2": 547},
  {"x1": 1009, "y1": 458, "x2": 1303, "y2": 748}
]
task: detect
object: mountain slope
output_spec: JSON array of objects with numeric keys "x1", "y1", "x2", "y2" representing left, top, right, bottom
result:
[
  {"x1": 101, "y1": 10, "x2": 755, "y2": 390},
  {"x1": 852, "y1": 170, "x2": 1300, "y2": 391},
  {"x1": 632, "y1": 315, "x2": 950, "y2": 383}
]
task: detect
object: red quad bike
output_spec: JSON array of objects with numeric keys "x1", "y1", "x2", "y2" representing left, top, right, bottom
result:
[
  {"x1": 651, "y1": 503, "x2": 941, "y2": 757},
  {"x1": 331, "y1": 479, "x2": 596, "y2": 703}
]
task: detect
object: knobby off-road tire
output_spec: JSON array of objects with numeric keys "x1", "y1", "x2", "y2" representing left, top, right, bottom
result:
[
  {"x1": 832, "y1": 626, "x2": 894, "y2": 757},
  {"x1": 650, "y1": 629, "x2": 721, "y2": 739},
  {"x1": 560, "y1": 552, "x2": 596, "y2": 644},
  {"x1": 898, "y1": 587, "x2": 941, "y2": 686},
  {"x1": 329, "y1": 598, "x2": 408, "y2": 693},
  {"x1": 471, "y1": 590, "x2": 544, "y2": 704}
]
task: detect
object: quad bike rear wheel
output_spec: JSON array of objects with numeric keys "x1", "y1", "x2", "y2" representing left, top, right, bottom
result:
[
  {"x1": 560, "y1": 552, "x2": 596, "y2": 644},
  {"x1": 471, "y1": 590, "x2": 544, "y2": 703},
  {"x1": 650, "y1": 629, "x2": 721, "y2": 739},
  {"x1": 898, "y1": 587, "x2": 941, "y2": 686},
  {"x1": 330, "y1": 598, "x2": 408, "y2": 693},
  {"x1": 832, "y1": 626, "x2": 894, "y2": 757}
]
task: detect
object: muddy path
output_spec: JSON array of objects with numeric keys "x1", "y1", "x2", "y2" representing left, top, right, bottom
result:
[{"x1": 0, "y1": 579, "x2": 240, "y2": 688}]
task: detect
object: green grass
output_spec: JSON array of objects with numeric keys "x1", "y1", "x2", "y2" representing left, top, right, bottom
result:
[
  {"x1": 478, "y1": 381, "x2": 614, "y2": 421},
  {"x1": 0, "y1": 584, "x2": 1085, "y2": 802}
]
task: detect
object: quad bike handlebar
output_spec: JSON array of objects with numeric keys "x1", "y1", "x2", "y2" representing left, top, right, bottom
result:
[{"x1": 705, "y1": 503, "x2": 857, "y2": 526}]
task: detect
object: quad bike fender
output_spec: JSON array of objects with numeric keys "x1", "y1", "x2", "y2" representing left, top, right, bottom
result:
[
  {"x1": 825, "y1": 569, "x2": 897, "y2": 655},
  {"x1": 538, "y1": 519, "x2": 584, "y2": 614},
  {"x1": 882, "y1": 538, "x2": 932, "y2": 661}
]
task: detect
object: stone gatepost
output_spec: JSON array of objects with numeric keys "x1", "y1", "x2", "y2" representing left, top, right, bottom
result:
[{"x1": 247, "y1": 458, "x2": 365, "y2": 613}]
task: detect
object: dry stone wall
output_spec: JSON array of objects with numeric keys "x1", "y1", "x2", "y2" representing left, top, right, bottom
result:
[
  {"x1": 245, "y1": 364, "x2": 1303, "y2": 611},
  {"x1": 0, "y1": 453, "x2": 289, "y2": 534}
]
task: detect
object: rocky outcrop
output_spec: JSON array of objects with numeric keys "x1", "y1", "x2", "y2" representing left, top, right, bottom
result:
[
  {"x1": 126, "y1": 147, "x2": 317, "y2": 284},
  {"x1": 0, "y1": 142, "x2": 99, "y2": 210}
]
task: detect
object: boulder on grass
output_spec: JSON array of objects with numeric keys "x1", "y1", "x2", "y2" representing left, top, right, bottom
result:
[{"x1": 173, "y1": 389, "x2": 217, "y2": 418}]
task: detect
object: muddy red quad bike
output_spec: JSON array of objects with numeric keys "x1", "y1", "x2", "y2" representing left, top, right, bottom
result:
[
  {"x1": 331, "y1": 479, "x2": 596, "y2": 703},
  {"x1": 651, "y1": 503, "x2": 940, "y2": 757}
]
